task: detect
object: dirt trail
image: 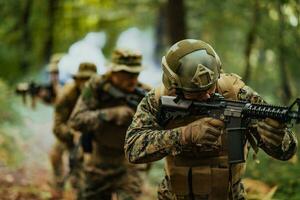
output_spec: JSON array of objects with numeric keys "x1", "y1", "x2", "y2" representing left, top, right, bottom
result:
[{"x1": 0, "y1": 104, "x2": 74, "y2": 200}]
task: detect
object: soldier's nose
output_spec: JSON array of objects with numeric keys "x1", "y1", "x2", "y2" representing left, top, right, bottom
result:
[{"x1": 198, "y1": 93, "x2": 210, "y2": 101}]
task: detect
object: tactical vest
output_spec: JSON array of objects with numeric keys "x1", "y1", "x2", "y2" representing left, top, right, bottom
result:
[
  {"x1": 91, "y1": 75, "x2": 148, "y2": 167},
  {"x1": 157, "y1": 73, "x2": 248, "y2": 200}
]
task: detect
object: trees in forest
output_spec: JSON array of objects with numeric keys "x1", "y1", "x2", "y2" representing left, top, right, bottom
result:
[{"x1": 0, "y1": 0, "x2": 299, "y2": 102}]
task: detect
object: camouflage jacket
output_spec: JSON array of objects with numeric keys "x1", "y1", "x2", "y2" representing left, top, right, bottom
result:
[
  {"x1": 69, "y1": 73, "x2": 151, "y2": 167},
  {"x1": 124, "y1": 73, "x2": 297, "y2": 199},
  {"x1": 53, "y1": 82, "x2": 80, "y2": 146}
]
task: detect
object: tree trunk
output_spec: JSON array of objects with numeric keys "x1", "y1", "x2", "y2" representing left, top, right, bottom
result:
[
  {"x1": 166, "y1": 0, "x2": 186, "y2": 45},
  {"x1": 243, "y1": 0, "x2": 260, "y2": 83},
  {"x1": 277, "y1": 0, "x2": 292, "y2": 103},
  {"x1": 44, "y1": 0, "x2": 59, "y2": 63},
  {"x1": 20, "y1": 0, "x2": 33, "y2": 72},
  {"x1": 154, "y1": 4, "x2": 167, "y2": 64}
]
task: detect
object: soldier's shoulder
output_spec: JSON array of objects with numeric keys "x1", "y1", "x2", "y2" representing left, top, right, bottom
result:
[
  {"x1": 144, "y1": 85, "x2": 167, "y2": 106},
  {"x1": 88, "y1": 74, "x2": 108, "y2": 89},
  {"x1": 56, "y1": 82, "x2": 76, "y2": 101},
  {"x1": 61, "y1": 82, "x2": 77, "y2": 95},
  {"x1": 219, "y1": 73, "x2": 243, "y2": 82},
  {"x1": 81, "y1": 74, "x2": 106, "y2": 101},
  {"x1": 217, "y1": 73, "x2": 245, "y2": 100}
]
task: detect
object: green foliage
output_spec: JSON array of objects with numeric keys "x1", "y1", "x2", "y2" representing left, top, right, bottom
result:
[
  {"x1": 0, "y1": 79, "x2": 23, "y2": 166},
  {"x1": 185, "y1": 0, "x2": 300, "y2": 102},
  {"x1": 0, "y1": 0, "x2": 161, "y2": 82},
  {"x1": 246, "y1": 145, "x2": 300, "y2": 199},
  {"x1": 0, "y1": 80, "x2": 20, "y2": 124}
]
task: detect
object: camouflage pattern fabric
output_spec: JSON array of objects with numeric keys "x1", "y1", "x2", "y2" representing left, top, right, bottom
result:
[
  {"x1": 80, "y1": 164, "x2": 143, "y2": 200},
  {"x1": 125, "y1": 73, "x2": 297, "y2": 200},
  {"x1": 69, "y1": 73, "x2": 148, "y2": 200},
  {"x1": 49, "y1": 140, "x2": 66, "y2": 190},
  {"x1": 53, "y1": 82, "x2": 81, "y2": 146},
  {"x1": 52, "y1": 81, "x2": 82, "y2": 192}
]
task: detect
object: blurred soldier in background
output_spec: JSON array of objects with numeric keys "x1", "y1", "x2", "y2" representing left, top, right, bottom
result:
[
  {"x1": 124, "y1": 39, "x2": 297, "y2": 200},
  {"x1": 40, "y1": 53, "x2": 64, "y2": 104},
  {"x1": 51, "y1": 62, "x2": 97, "y2": 198},
  {"x1": 15, "y1": 53, "x2": 64, "y2": 107},
  {"x1": 69, "y1": 49, "x2": 151, "y2": 200}
]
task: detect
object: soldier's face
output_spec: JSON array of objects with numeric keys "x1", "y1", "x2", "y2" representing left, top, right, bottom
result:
[
  {"x1": 74, "y1": 77, "x2": 89, "y2": 91},
  {"x1": 111, "y1": 71, "x2": 139, "y2": 92},
  {"x1": 182, "y1": 84, "x2": 216, "y2": 101},
  {"x1": 50, "y1": 72, "x2": 59, "y2": 83}
]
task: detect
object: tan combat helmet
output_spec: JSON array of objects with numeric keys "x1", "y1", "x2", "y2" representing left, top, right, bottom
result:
[
  {"x1": 109, "y1": 49, "x2": 143, "y2": 73},
  {"x1": 162, "y1": 39, "x2": 222, "y2": 92},
  {"x1": 72, "y1": 62, "x2": 97, "y2": 79},
  {"x1": 47, "y1": 53, "x2": 65, "y2": 73}
]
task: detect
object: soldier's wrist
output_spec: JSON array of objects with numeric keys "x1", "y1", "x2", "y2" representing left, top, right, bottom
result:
[
  {"x1": 169, "y1": 128, "x2": 184, "y2": 155},
  {"x1": 98, "y1": 110, "x2": 111, "y2": 121}
]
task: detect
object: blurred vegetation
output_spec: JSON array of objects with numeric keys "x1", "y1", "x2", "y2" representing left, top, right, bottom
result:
[
  {"x1": 1, "y1": 0, "x2": 299, "y2": 104},
  {"x1": 0, "y1": 79, "x2": 23, "y2": 167},
  {"x1": 246, "y1": 142, "x2": 300, "y2": 199}
]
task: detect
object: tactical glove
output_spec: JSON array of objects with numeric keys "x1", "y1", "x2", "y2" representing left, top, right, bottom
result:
[
  {"x1": 257, "y1": 118, "x2": 286, "y2": 147},
  {"x1": 100, "y1": 105, "x2": 134, "y2": 125},
  {"x1": 180, "y1": 117, "x2": 224, "y2": 146}
]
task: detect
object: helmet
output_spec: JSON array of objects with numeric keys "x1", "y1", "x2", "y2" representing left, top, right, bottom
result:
[
  {"x1": 72, "y1": 62, "x2": 97, "y2": 79},
  {"x1": 47, "y1": 53, "x2": 65, "y2": 73},
  {"x1": 162, "y1": 39, "x2": 221, "y2": 92},
  {"x1": 50, "y1": 53, "x2": 65, "y2": 64},
  {"x1": 109, "y1": 49, "x2": 143, "y2": 73}
]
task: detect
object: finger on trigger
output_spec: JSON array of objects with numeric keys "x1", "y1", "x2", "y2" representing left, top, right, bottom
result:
[{"x1": 208, "y1": 118, "x2": 225, "y2": 128}]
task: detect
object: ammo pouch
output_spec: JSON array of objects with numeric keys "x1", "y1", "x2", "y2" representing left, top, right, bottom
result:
[{"x1": 167, "y1": 155, "x2": 229, "y2": 200}]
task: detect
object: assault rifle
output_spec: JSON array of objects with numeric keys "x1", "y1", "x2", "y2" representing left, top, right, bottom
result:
[
  {"x1": 158, "y1": 93, "x2": 300, "y2": 164},
  {"x1": 80, "y1": 84, "x2": 148, "y2": 153},
  {"x1": 104, "y1": 83, "x2": 148, "y2": 109},
  {"x1": 15, "y1": 81, "x2": 55, "y2": 107}
]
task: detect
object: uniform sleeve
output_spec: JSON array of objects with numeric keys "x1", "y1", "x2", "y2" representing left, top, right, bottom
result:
[
  {"x1": 68, "y1": 78, "x2": 106, "y2": 133},
  {"x1": 238, "y1": 85, "x2": 298, "y2": 160},
  {"x1": 124, "y1": 89, "x2": 183, "y2": 164},
  {"x1": 53, "y1": 87, "x2": 74, "y2": 145}
]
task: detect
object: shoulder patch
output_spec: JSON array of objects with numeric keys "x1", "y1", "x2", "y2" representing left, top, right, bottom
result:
[{"x1": 217, "y1": 73, "x2": 245, "y2": 100}]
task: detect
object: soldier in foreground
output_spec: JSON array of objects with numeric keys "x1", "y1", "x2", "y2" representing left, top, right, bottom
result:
[
  {"x1": 51, "y1": 62, "x2": 97, "y2": 197},
  {"x1": 69, "y1": 49, "x2": 151, "y2": 200},
  {"x1": 124, "y1": 39, "x2": 298, "y2": 200}
]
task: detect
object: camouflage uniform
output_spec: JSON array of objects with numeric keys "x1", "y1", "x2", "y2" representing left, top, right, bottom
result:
[
  {"x1": 51, "y1": 62, "x2": 97, "y2": 193},
  {"x1": 124, "y1": 40, "x2": 297, "y2": 200},
  {"x1": 69, "y1": 49, "x2": 150, "y2": 200}
]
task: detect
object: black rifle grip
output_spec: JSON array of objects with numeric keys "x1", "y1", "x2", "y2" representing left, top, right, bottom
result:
[{"x1": 81, "y1": 133, "x2": 93, "y2": 153}]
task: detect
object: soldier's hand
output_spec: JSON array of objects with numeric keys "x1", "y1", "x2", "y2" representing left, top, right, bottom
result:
[
  {"x1": 102, "y1": 106, "x2": 135, "y2": 125},
  {"x1": 180, "y1": 117, "x2": 224, "y2": 146},
  {"x1": 257, "y1": 118, "x2": 286, "y2": 146}
]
